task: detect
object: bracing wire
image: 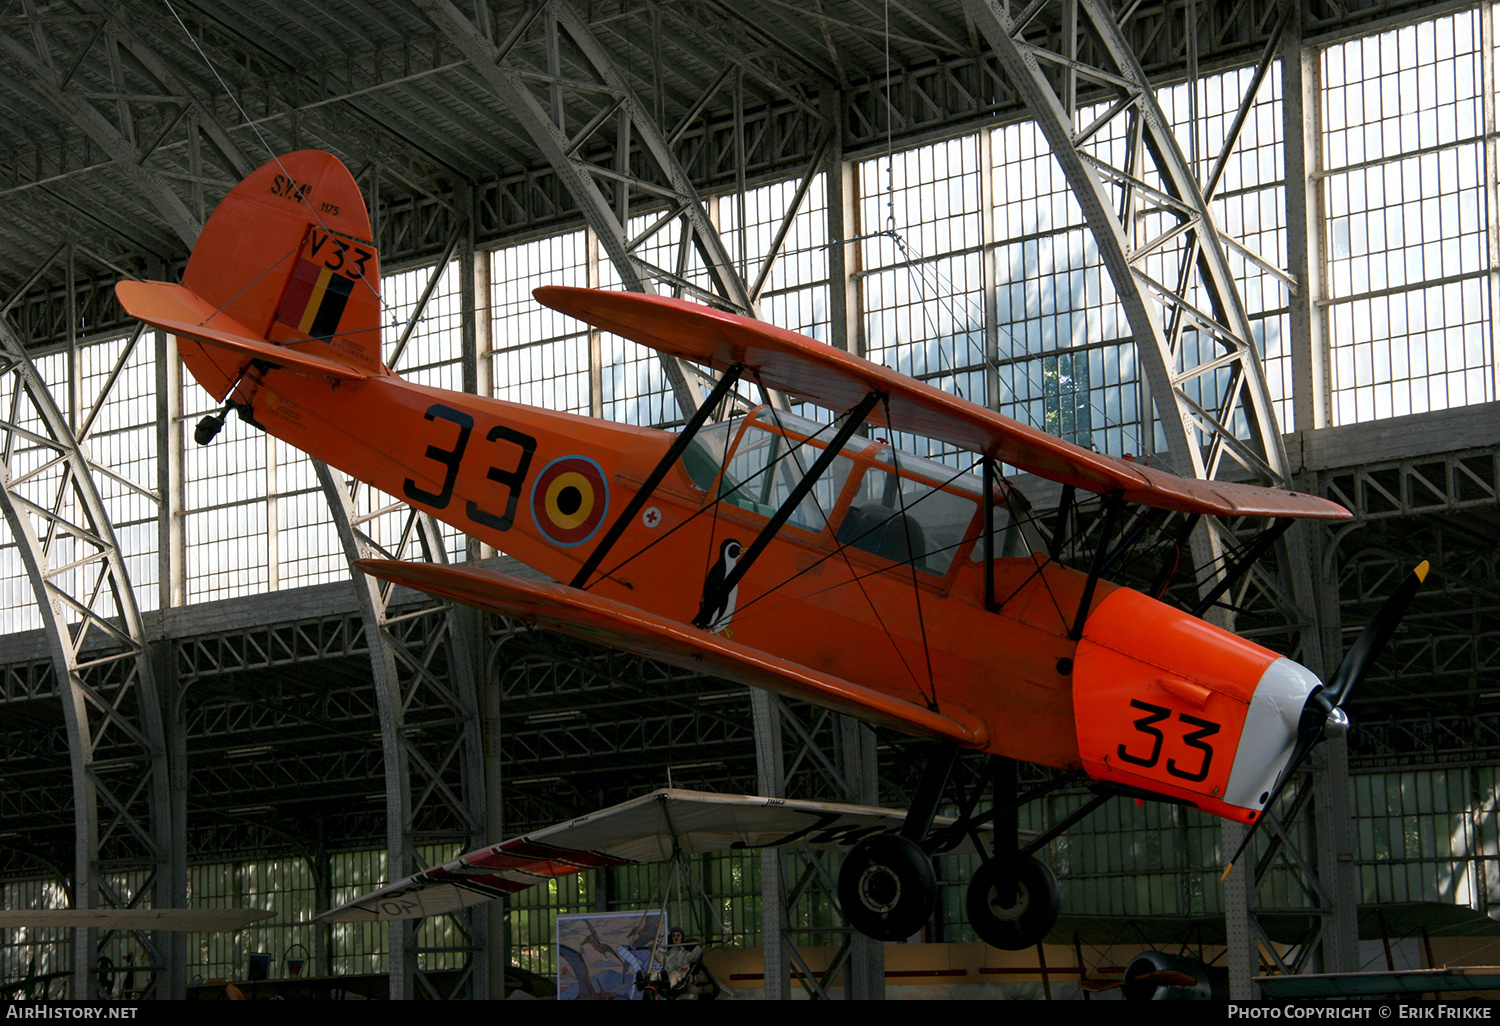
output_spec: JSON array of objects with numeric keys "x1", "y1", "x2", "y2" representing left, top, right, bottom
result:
[{"x1": 162, "y1": 0, "x2": 401, "y2": 341}]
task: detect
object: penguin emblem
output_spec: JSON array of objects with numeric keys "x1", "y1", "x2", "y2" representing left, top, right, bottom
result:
[{"x1": 701, "y1": 539, "x2": 743, "y2": 633}]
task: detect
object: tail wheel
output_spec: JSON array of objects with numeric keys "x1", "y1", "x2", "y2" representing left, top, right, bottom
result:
[
  {"x1": 837, "y1": 833, "x2": 936, "y2": 941},
  {"x1": 966, "y1": 853, "x2": 1060, "y2": 950}
]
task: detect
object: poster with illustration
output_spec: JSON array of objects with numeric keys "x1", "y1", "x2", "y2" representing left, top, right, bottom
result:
[{"x1": 556, "y1": 909, "x2": 667, "y2": 1000}]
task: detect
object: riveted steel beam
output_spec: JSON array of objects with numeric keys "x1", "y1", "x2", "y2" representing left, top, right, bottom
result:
[
  {"x1": 0, "y1": 316, "x2": 168, "y2": 998},
  {"x1": 963, "y1": 0, "x2": 1334, "y2": 992}
]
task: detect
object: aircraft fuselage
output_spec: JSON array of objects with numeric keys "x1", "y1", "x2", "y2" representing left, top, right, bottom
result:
[{"x1": 231, "y1": 365, "x2": 1092, "y2": 770}]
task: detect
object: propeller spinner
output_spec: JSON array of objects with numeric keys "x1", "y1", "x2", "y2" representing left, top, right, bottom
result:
[{"x1": 1222, "y1": 561, "x2": 1429, "y2": 880}]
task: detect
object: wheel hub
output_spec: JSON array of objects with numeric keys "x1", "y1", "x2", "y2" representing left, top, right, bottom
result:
[
  {"x1": 859, "y1": 865, "x2": 902, "y2": 913},
  {"x1": 985, "y1": 879, "x2": 1030, "y2": 922}
]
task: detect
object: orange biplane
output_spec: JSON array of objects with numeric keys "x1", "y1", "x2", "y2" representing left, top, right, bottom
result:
[{"x1": 117, "y1": 151, "x2": 1423, "y2": 949}]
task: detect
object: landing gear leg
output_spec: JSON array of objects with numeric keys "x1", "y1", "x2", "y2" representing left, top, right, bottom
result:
[
  {"x1": 966, "y1": 757, "x2": 1062, "y2": 949},
  {"x1": 837, "y1": 744, "x2": 956, "y2": 941}
]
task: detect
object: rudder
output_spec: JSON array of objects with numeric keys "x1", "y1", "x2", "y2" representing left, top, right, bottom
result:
[{"x1": 179, "y1": 151, "x2": 384, "y2": 398}]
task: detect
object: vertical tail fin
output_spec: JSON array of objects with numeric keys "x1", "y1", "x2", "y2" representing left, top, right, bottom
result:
[{"x1": 177, "y1": 151, "x2": 386, "y2": 397}]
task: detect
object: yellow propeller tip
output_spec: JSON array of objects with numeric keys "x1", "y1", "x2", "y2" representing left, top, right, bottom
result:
[
  {"x1": 1415, "y1": 560, "x2": 1430, "y2": 583},
  {"x1": 1219, "y1": 862, "x2": 1235, "y2": 884}
]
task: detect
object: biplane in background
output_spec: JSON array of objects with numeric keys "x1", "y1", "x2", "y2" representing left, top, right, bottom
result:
[{"x1": 117, "y1": 151, "x2": 1425, "y2": 949}]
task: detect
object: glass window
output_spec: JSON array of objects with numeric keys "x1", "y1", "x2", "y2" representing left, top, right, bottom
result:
[
  {"x1": 719, "y1": 417, "x2": 855, "y2": 534},
  {"x1": 840, "y1": 453, "x2": 978, "y2": 575},
  {"x1": 1322, "y1": 8, "x2": 1493, "y2": 424},
  {"x1": 676, "y1": 419, "x2": 740, "y2": 493}
]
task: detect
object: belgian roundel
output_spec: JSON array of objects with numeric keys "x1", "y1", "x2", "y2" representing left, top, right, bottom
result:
[{"x1": 531, "y1": 456, "x2": 609, "y2": 547}]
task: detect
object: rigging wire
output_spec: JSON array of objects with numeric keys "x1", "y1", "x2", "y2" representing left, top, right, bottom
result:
[
  {"x1": 580, "y1": 408, "x2": 851, "y2": 586},
  {"x1": 162, "y1": 0, "x2": 400, "y2": 346},
  {"x1": 759, "y1": 400, "x2": 932, "y2": 703},
  {"x1": 724, "y1": 455, "x2": 1071, "y2": 635}
]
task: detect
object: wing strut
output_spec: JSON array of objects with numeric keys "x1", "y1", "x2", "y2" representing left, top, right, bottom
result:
[
  {"x1": 1069, "y1": 494, "x2": 1126, "y2": 640},
  {"x1": 572, "y1": 363, "x2": 745, "y2": 590},
  {"x1": 901, "y1": 744, "x2": 960, "y2": 844},
  {"x1": 693, "y1": 390, "x2": 882, "y2": 629},
  {"x1": 1188, "y1": 517, "x2": 1293, "y2": 618},
  {"x1": 982, "y1": 458, "x2": 998, "y2": 611},
  {"x1": 1047, "y1": 484, "x2": 1075, "y2": 563}
]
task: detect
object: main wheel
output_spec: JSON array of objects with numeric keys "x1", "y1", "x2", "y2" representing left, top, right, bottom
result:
[
  {"x1": 965, "y1": 853, "x2": 1060, "y2": 950},
  {"x1": 837, "y1": 833, "x2": 936, "y2": 941}
]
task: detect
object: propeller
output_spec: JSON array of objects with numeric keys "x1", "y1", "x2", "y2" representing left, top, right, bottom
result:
[{"x1": 1221, "y1": 560, "x2": 1429, "y2": 881}]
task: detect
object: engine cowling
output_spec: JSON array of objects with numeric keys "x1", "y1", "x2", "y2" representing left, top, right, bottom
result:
[
  {"x1": 1072, "y1": 588, "x2": 1319, "y2": 824},
  {"x1": 1121, "y1": 950, "x2": 1218, "y2": 1000}
]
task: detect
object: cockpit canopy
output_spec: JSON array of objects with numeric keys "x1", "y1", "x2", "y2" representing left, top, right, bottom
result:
[{"x1": 679, "y1": 407, "x2": 1027, "y2": 577}]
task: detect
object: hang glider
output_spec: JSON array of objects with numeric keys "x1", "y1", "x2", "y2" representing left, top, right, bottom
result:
[
  {"x1": 0, "y1": 908, "x2": 273, "y2": 931},
  {"x1": 320, "y1": 789, "x2": 994, "y2": 923}
]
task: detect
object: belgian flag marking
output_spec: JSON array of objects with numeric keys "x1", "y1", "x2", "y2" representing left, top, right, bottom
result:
[
  {"x1": 275, "y1": 229, "x2": 363, "y2": 342},
  {"x1": 277, "y1": 258, "x2": 355, "y2": 342}
]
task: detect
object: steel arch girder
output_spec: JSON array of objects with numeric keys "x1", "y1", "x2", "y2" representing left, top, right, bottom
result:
[
  {"x1": 0, "y1": 320, "x2": 169, "y2": 998},
  {"x1": 962, "y1": 0, "x2": 1323, "y2": 632},
  {"x1": 413, "y1": 0, "x2": 761, "y2": 417},
  {"x1": 0, "y1": 29, "x2": 200, "y2": 247},
  {"x1": 315, "y1": 462, "x2": 487, "y2": 999},
  {"x1": 962, "y1": 0, "x2": 1300, "y2": 483},
  {"x1": 965, "y1": 0, "x2": 1338, "y2": 986},
  {"x1": 962, "y1": 0, "x2": 1203, "y2": 472}
]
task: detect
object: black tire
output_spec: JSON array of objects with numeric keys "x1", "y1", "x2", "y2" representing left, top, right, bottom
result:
[
  {"x1": 965, "y1": 853, "x2": 1060, "y2": 950},
  {"x1": 837, "y1": 833, "x2": 936, "y2": 941}
]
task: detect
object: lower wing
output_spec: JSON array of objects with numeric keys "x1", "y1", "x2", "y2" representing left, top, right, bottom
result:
[{"x1": 357, "y1": 558, "x2": 988, "y2": 747}]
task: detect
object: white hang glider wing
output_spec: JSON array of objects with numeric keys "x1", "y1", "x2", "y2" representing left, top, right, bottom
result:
[
  {"x1": 320, "y1": 789, "x2": 992, "y2": 922},
  {"x1": 0, "y1": 909, "x2": 272, "y2": 931}
]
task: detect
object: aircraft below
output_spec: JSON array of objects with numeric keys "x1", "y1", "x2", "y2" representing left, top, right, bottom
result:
[
  {"x1": 0, "y1": 909, "x2": 271, "y2": 931},
  {"x1": 116, "y1": 150, "x2": 1425, "y2": 950},
  {"x1": 318, "y1": 788, "x2": 994, "y2": 923}
]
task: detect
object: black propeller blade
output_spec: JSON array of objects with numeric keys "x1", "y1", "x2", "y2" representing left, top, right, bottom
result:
[{"x1": 1221, "y1": 560, "x2": 1428, "y2": 881}]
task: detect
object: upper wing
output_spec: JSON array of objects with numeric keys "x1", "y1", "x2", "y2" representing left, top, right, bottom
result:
[
  {"x1": 321, "y1": 788, "x2": 992, "y2": 922},
  {"x1": 357, "y1": 558, "x2": 988, "y2": 747},
  {"x1": 535, "y1": 287, "x2": 1350, "y2": 521}
]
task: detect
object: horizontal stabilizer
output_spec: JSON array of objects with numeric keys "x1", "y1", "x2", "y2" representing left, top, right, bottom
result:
[
  {"x1": 116, "y1": 280, "x2": 373, "y2": 389},
  {"x1": 321, "y1": 788, "x2": 997, "y2": 922},
  {"x1": 358, "y1": 558, "x2": 988, "y2": 747},
  {"x1": 536, "y1": 287, "x2": 1351, "y2": 521}
]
